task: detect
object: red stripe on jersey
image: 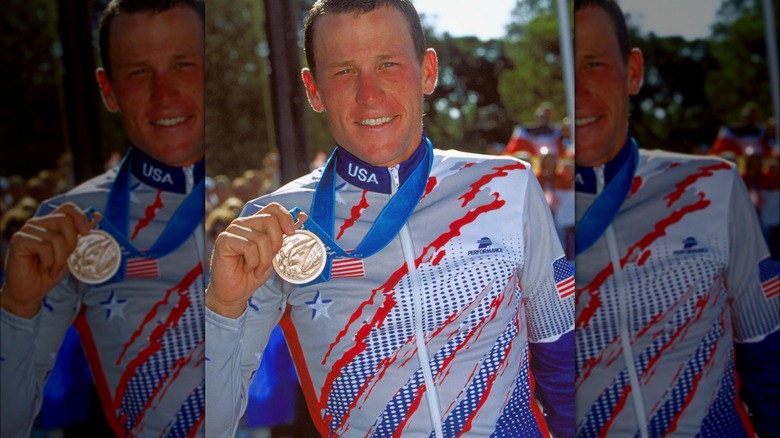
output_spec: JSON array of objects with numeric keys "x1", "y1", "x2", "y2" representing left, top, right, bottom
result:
[{"x1": 279, "y1": 307, "x2": 331, "y2": 438}]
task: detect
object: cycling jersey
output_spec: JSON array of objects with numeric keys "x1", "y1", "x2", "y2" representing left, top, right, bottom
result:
[
  {"x1": 574, "y1": 141, "x2": 780, "y2": 437},
  {"x1": 206, "y1": 138, "x2": 575, "y2": 438},
  {"x1": 1, "y1": 148, "x2": 206, "y2": 437}
]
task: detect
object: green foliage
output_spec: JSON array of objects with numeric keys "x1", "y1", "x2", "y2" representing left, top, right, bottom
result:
[
  {"x1": 0, "y1": 0, "x2": 66, "y2": 178},
  {"x1": 629, "y1": 34, "x2": 721, "y2": 153},
  {"x1": 205, "y1": 0, "x2": 272, "y2": 178},
  {"x1": 499, "y1": 0, "x2": 566, "y2": 129},
  {"x1": 626, "y1": 0, "x2": 778, "y2": 153},
  {"x1": 425, "y1": 34, "x2": 514, "y2": 153},
  {"x1": 706, "y1": 0, "x2": 778, "y2": 123}
]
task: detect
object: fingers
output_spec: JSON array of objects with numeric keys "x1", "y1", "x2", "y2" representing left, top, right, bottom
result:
[
  {"x1": 218, "y1": 204, "x2": 300, "y2": 271},
  {"x1": 211, "y1": 203, "x2": 307, "y2": 288},
  {"x1": 9, "y1": 203, "x2": 97, "y2": 276}
]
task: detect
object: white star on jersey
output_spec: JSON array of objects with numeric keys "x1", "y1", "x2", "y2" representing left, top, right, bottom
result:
[
  {"x1": 100, "y1": 290, "x2": 128, "y2": 321},
  {"x1": 305, "y1": 290, "x2": 333, "y2": 321}
]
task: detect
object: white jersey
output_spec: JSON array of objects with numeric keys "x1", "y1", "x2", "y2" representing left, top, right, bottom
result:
[
  {"x1": 575, "y1": 146, "x2": 780, "y2": 437},
  {"x1": 206, "y1": 141, "x2": 575, "y2": 437}
]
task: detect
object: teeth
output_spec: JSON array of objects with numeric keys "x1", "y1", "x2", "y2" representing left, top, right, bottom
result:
[
  {"x1": 575, "y1": 116, "x2": 598, "y2": 126},
  {"x1": 359, "y1": 116, "x2": 394, "y2": 126},
  {"x1": 154, "y1": 116, "x2": 188, "y2": 126}
]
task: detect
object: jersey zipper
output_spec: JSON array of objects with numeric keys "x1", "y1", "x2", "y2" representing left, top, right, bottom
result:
[
  {"x1": 388, "y1": 165, "x2": 445, "y2": 438},
  {"x1": 595, "y1": 166, "x2": 649, "y2": 438}
]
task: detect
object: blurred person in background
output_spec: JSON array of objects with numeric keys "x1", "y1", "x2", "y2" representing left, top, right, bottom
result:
[
  {"x1": 504, "y1": 101, "x2": 566, "y2": 158},
  {"x1": 710, "y1": 102, "x2": 772, "y2": 159}
]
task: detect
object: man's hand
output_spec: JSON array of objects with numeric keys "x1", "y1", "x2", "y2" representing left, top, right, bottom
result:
[
  {"x1": 206, "y1": 203, "x2": 305, "y2": 319},
  {"x1": 0, "y1": 203, "x2": 99, "y2": 318}
]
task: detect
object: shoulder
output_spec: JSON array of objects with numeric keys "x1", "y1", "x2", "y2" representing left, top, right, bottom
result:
[
  {"x1": 639, "y1": 148, "x2": 737, "y2": 173},
  {"x1": 434, "y1": 148, "x2": 531, "y2": 171},
  {"x1": 36, "y1": 168, "x2": 118, "y2": 216},
  {"x1": 240, "y1": 168, "x2": 322, "y2": 217}
]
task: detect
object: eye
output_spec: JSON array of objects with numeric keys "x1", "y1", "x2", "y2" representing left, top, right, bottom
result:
[
  {"x1": 381, "y1": 61, "x2": 398, "y2": 68},
  {"x1": 128, "y1": 68, "x2": 148, "y2": 77},
  {"x1": 333, "y1": 68, "x2": 353, "y2": 77},
  {"x1": 176, "y1": 61, "x2": 196, "y2": 69}
]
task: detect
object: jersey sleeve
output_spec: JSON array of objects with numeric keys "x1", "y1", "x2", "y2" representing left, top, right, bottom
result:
[
  {"x1": 725, "y1": 170, "x2": 780, "y2": 436},
  {"x1": 725, "y1": 168, "x2": 779, "y2": 342},
  {"x1": 1, "y1": 279, "x2": 81, "y2": 437},
  {"x1": 519, "y1": 171, "x2": 575, "y2": 437},
  {"x1": 204, "y1": 278, "x2": 286, "y2": 438}
]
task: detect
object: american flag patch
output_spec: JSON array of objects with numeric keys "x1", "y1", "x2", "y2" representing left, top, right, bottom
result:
[
  {"x1": 553, "y1": 256, "x2": 575, "y2": 300},
  {"x1": 759, "y1": 257, "x2": 779, "y2": 300},
  {"x1": 331, "y1": 257, "x2": 365, "y2": 279},
  {"x1": 126, "y1": 257, "x2": 160, "y2": 279}
]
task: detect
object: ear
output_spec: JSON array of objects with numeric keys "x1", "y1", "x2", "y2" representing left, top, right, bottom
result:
[
  {"x1": 96, "y1": 68, "x2": 120, "y2": 113},
  {"x1": 301, "y1": 68, "x2": 325, "y2": 113},
  {"x1": 626, "y1": 48, "x2": 644, "y2": 95},
  {"x1": 421, "y1": 48, "x2": 438, "y2": 95}
]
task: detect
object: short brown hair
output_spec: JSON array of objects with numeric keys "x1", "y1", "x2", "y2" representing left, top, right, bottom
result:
[
  {"x1": 303, "y1": 0, "x2": 426, "y2": 77},
  {"x1": 574, "y1": 0, "x2": 631, "y2": 63},
  {"x1": 98, "y1": 0, "x2": 205, "y2": 77}
]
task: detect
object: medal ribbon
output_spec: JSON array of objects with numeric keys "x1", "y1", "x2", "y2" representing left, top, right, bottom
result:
[
  {"x1": 575, "y1": 137, "x2": 639, "y2": 256},
  {"x1": 87, "y1": 148, "x2": 205, "y2": 285},
  {"x1": 289, "y1": 137, "x2": 433, "y2": 286}
]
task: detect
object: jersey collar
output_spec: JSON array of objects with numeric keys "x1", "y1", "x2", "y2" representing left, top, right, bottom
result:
[
  {"x1": 575, "y1": 135, "x2": 634, "y2": 194},
  {"x1": 129, "y1": 147, "x2": 205, "y2": 194},
  {"x1": 335, "y1": 136, "x2": 428, "y2": 194}
]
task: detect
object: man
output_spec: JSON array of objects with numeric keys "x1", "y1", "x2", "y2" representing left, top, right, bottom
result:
[
  {"x1": 710, "y1": 103, "x2": 772, "y2": 159},
  {"x1": 573, "y1": 1, "x2": 780, "y2": 437},
  {"x1": 0, "y1": 1, "x2": 206, "y2": 436},
  {"x1": 206, "y1": 1, "x2": 574, "y2": 437},
  {"x1": 504, "y1": 102, "x2": 568, "y2": 158}
]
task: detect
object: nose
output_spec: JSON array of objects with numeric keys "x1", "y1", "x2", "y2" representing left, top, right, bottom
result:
[
  {"x1": 356, "y1": 72, "x2": 384, "y2": 106},
  {"x1": 574, "y1": 73, "x2": 590, "y2": 106},
  {"x1": 151, "y1": 72, "x2": 179, "y2": 104}
]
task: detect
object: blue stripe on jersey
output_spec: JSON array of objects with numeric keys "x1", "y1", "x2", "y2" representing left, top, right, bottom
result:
[
  {"x1": 491, "y1": 352, "x2": 545, "y2": 438},
  {"x1": 645, "y1": 313, "x2": 725, "y2": 436},
  {"x1": 439, "y1": 313, "x2": 525, "y2": 437},
  {"x1": 578, "y1": 371, "x2": 631, "y2": 437},
  {"x1": 166, "y1": 382, "x2": 205, "y2": 437}
]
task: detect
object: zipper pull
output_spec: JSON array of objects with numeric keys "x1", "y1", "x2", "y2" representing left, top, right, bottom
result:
[
  {"x1": 595, "y1": 165, "x2": 606, "y2": 194},
  {"x1": 183, "y1": 165, "x2": 194, "y2": 193},
  {"x1": 389, "y1": 165, "x2": 401, "y2": 188}
]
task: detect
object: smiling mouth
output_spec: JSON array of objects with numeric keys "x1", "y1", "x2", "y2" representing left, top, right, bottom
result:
[
  {"x1": 358, "y1": 116, "x2": 395, "y2": 126},
  {"x1": 575, "y1": 116, "x2": 599, "y2": 127},
  {"x1": 153, "y1": 116, "x2": 189, "y2": 127}
]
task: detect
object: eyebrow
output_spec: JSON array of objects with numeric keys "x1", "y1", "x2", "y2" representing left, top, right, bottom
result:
[
  {"x1": 117, "y1": 51, "x2": 202, "y2": 69},
  {"x1": 323, "y1": 51, "x2": 405, "y2": 69}
]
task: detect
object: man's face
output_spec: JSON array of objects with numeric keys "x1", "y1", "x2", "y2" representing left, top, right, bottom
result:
[
  {"x1": 574, "y1": 6, "x2": 643, "y2": 167},
  {"x1": 97, "y1": 6, "x2": 204, "y2": 167},
  {"x1": 301, "y1": 6, "x2": 438, "y2": 167}
]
